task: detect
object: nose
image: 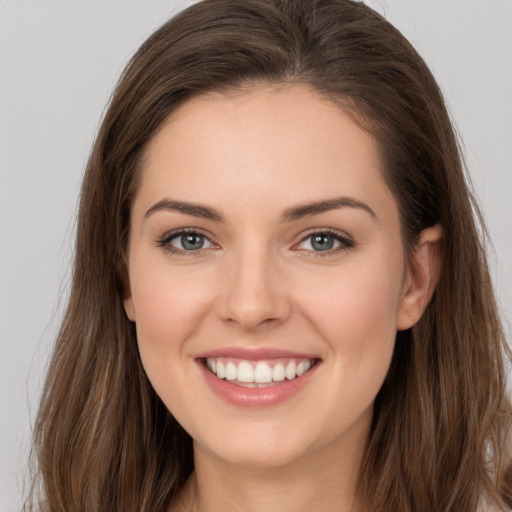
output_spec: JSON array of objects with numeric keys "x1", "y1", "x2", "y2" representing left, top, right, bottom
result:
[{"x1": 216, "y1": 246, "x2": 291, "y2": 331}]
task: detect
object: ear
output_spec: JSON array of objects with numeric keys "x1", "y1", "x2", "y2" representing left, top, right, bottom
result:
[
  {"x1": 397, "y1": 224, "x2": 442, "y2": 330},
  {"x1": 119, "y1": 259, "x2": 136, "y2": 322},
  {"x1": 123, "y1": 288, "x2": 136, "y2": 322}
]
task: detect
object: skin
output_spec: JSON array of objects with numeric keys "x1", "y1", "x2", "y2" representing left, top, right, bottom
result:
[{"x1": 123, "y1": 85, "x2": 441, "y2": 512}]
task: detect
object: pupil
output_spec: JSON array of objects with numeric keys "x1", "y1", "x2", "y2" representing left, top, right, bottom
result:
[
  {"x1": 312, "y1": 233, "x2": 334, "y2": 251},
  {"x1": 181, "y1": 233, "x2": 204, "y2": 250}
]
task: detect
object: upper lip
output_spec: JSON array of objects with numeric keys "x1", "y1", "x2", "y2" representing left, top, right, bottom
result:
[{"x1": 195, "y1": 347, "x2": 320, "y2": 360}]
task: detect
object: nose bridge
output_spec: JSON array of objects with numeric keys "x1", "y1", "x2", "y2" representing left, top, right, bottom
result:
[{"x1": 218, "y1": 239, "x2": 290, "y2": 330}]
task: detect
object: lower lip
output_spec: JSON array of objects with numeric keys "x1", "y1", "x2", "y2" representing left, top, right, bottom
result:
[{"x1": 197, "y1": 360, "x2": 320, "y2": 408}]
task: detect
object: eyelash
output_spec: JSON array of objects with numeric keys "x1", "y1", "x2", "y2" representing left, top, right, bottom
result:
[
  {"x1": 296, "y1": 229, "x2": 355, "y2": 257},
  {"x1": 156, "y1": 228, "x2": 213, "y2": 256},
  {"x1": 156, "y1": 228, "x2": 355, "y2": 257}
]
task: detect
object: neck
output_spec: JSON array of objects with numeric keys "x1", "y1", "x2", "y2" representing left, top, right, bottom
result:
[{"x1": 172, "y1": 421, "x2": 369, "y2": 512}]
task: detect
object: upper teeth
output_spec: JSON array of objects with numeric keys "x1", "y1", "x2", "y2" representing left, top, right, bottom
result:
[{"x1": 206, "y1": 358, "x2": 312, "y2": 384}]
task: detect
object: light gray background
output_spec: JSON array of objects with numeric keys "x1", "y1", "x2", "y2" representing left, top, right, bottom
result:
[{"x1": 1, "y1": 1, "x2": 511, "y2": 510}]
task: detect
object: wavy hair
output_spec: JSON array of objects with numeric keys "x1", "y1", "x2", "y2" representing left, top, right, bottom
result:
[{"x1": 27, "y1": 0, "x2": 511, "y2": 510}]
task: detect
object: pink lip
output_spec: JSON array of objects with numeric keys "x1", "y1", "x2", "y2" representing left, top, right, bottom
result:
[
  {"x1": 195, "y1": 352, "x2": 321, "y2": 408},
  {"x1": 196, "y1": 347, "x2": 318, "y2": 360}
]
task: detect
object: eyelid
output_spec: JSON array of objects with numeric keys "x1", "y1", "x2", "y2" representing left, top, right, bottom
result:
[
  {"x1": 293, "y1": 228, "x2": 355, "y2": 255},
  {"x1": 156, "y1": 227, "x2": 354, "y2": 256},
  {"x1": 156, "y1": 227, "x2": 218, "y2": 255}
]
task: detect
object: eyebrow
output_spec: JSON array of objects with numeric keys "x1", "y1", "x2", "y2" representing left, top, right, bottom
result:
[
  {"x1": 280, "y1": 196, "x2": 377, "y2": 222},
  {"x1": 144, "y1": 196, "x2": 376, "y2": 223},
  {"x1": 145, "y1": 199, "x2": 224, "y2": 221}
]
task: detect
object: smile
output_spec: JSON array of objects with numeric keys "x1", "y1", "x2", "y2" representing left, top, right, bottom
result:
[
  {"x1": 196, "y1": 350, "x2": 321, "y2": 407},
  {"x1": 205, "y1": 357, "x2": 314, "y2": 387}
]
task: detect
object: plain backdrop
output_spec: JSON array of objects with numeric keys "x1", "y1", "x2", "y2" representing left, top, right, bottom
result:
[{"x1": 1, "y1": 1, "x2": 511, "y2": 509}]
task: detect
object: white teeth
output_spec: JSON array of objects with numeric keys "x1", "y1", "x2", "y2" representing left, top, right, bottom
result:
[
  {"x1": 296, "y1": 360, "x2": 311, "y2": 376},
  {"x1": 254, "y1": 362, "x2": 272, "y2": 383},
  {"x1": 285, "y1": 361, "x2": 296, "y2": 380},
  {"x1": 216, "y1": 361, "x2": 226, "y2": 379},
  {"x1": 237, "y1": 361, "x2": 254, "y2": 382},
  {"x1": 225, "y1": 362, "x2": 237, "y2": 380},
  {"x1": 272, "y1": 363, "x2": 285, "y2": 381},
  {"x1": 205, "y1": 357, "x2": 315, "y2": 384}
]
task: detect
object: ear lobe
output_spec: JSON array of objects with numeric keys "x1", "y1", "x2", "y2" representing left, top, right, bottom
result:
[
  {"x1": 397, "y1": 224, "x2": 442, "y2": 331},
  {"x1": 123, "y1": 292, "x2": 136, "y2": 322},
  {"x1": 119, "y1": 261, "x2": 136, "y2": 322}
]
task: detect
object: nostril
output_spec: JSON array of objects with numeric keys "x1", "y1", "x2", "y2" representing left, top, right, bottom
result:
[{"x1": 216, "y1": 270, "x2": 291, "y2": 329}]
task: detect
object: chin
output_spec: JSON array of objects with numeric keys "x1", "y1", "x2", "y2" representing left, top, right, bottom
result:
[
  {"x1": 203, "y1": 440, "x2": 311, "y2": 469},
  {"x1": 192, "y1": 417, "x2": 334, "y2": 470}
]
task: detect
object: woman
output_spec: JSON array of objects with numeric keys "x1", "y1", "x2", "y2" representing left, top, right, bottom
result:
[{"x1": 27, "y1": 0, "x2": 511, "y2": 510}]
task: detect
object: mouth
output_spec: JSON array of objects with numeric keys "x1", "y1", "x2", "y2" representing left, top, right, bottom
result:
[
  {"x1": 202, "y1": 357, "x2": 318, "y2": 388},
  {"x1": 196, "y1": 350, "x2": 321, "y2": 407}
]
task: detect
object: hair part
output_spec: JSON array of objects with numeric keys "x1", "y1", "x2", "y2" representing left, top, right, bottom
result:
[{"x1": 27, "y1": 1, "x2": 511, "y2": 511}]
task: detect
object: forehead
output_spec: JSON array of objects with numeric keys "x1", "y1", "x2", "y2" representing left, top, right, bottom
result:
[
  {"x1": 136, "y1": 84, "x2": 397, "y2": 225},
  {"x1": 147, "y1": 84, "x2": 376, "y2": 167}
]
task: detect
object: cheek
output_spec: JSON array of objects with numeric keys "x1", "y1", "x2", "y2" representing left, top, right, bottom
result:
[
  {"x1": 128, "y1": 264, "x2": 217, "y2": 425},
  {"x1": 298, "y1": 254, "x2": 404, "y2": 379},
  {"x1": 128, "y1": 263, "x2": 214, "y2": 369}
]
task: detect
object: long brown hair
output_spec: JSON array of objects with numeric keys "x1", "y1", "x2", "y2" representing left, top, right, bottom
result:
[{"x1": 27, "y1": 1, "x2": 511, "y2": 510}]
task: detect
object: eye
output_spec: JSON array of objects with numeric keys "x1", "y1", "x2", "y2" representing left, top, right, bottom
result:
[
  {"x1": 296, "y1": 230, "x2": 354, "y2": 254},
  {"x1": 157, "y1": 229, "x2": 215, "y2": 254}
]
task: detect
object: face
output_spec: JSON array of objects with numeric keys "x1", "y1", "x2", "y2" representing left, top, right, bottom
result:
[{"x1": 124, "y1": 85, "x2": 413, "y2": 469}]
